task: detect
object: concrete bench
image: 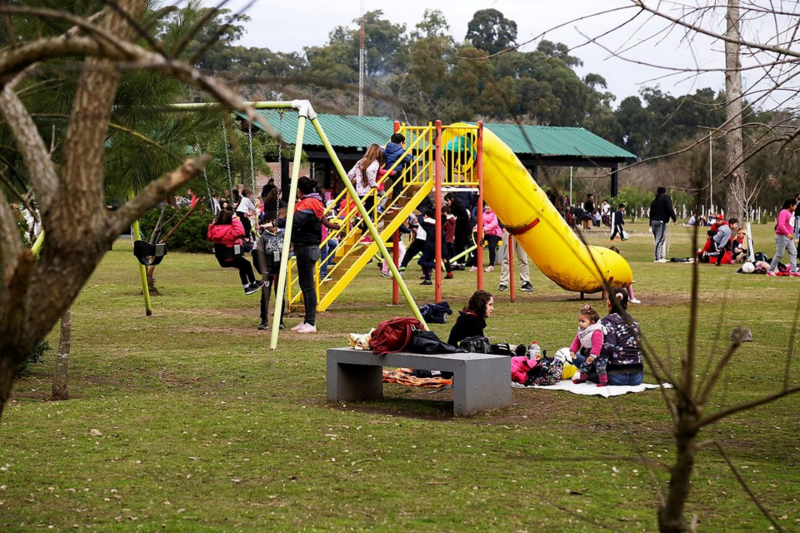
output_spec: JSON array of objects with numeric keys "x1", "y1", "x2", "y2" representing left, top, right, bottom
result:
[{"x1": 326, "y1": 348, "x2": 511, "y2": 416}]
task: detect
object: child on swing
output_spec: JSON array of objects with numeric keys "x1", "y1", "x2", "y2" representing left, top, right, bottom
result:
[
  {"x1": 570, "y1": 305, "x2": 609, "y2": 387},
  {"x1": 254, "y1": 212, "x2": 286, "y2": 330}
]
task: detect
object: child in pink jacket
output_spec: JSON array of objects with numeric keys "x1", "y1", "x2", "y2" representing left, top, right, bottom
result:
[
  {"x1": 571, "y1": 305, "x2": 608, "y2": 387},
  {"x1": 481, "y1": 206, "x2": 503, "y2": 272}
]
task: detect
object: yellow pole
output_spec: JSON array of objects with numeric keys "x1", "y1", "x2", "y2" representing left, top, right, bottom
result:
[
  {"x1": 131, "y1": 218, "x2": 153, "y2": 317},
  {"x1": 270, "y1": 115, "x2": 307, "y2": 349},
  {"x1": 309, "y1": 117, "x2": 428, "y2": 329},
  {"x1": 30, "y1": 230, "x2": 45, "y2": 256}
]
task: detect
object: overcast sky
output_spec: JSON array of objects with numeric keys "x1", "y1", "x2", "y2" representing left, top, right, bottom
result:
[{"x1": 198, "y1": 0, "x2": 740, "y2": 105}]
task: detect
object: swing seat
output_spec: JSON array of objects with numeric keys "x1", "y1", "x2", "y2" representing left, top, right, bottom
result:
[
  {"x1": 133, "y1": 241, "x2": 168, "y2": 266},
  {"x1": 214, "y1": 243, "x2": 242, "y2": 268}
]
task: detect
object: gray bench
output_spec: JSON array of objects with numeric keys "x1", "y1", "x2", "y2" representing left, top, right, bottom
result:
[{"x1": 326, "y1": 348, "x2": 511, "y2": 416}]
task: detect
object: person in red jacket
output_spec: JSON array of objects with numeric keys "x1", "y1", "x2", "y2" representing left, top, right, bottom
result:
[{"x1": 207, "y1": 208, "x2": 261, "y2": 294}]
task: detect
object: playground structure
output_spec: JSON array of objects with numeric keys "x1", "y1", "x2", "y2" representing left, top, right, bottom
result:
[
  {"x1": 277, "y1": 115, "x2": 634, "y2": 314},
  {"x1": 122, "y1": 100, "x2": 633, "y2": 348}
]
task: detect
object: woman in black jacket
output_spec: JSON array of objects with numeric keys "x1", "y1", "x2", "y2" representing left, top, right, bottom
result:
[{"x1": 448, "y1": 290, "x2": 494, "y2": 346}]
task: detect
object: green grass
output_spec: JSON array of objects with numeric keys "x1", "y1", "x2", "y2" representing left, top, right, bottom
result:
[{"x1": 1, "y1": 221, "x2": 799, "y2": 531}]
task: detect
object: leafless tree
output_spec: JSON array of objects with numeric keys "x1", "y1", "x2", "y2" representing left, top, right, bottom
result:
[{"x1": 0, "y1": 1, "x2": 267, "y2": 419}]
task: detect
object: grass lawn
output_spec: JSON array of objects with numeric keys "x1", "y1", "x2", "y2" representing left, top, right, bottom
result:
[{"x1": 1, "y1": 221, "x2": 799, "y2": 531}]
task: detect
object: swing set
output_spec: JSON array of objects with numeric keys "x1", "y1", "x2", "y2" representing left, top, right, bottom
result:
[{"x1": 171, "y1": 101, "x2": 428, "y2": 349}]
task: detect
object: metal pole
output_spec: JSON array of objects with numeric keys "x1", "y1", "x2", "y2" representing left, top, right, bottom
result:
[
  {"x1": 709, "y1": 135, "x2": 713, "y2": 213},
  {"x1": 30, "y1": 230, "x2": 45, "y2": 256},
  {"x1": 434, "y1": 120, "x2": 443, "y2": 302},
  {"x1": 310, "y1": 117, "x2": 428, "y2": 329},
  {"x1": 270, "y1": 115, "x2": 307, "y2": 349},
  {"x1": 130, "y1": 217, "x2": 153, "y2": 317},
  {"x1": 569, "y1": 166, "x2": 573, "y2": 205},
  {"x1": 476, "y1": 122, "x2": 484, "y2": 291},
  {"x1": 392, "y1": 121, "x2": 401, "y2": 305},
  {"x1": 508, "y1": 233, "x2": 515, "y2": 303}
]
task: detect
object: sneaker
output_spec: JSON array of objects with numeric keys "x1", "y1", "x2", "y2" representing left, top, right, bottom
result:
[
  {"x1": 244, "y1": 283, "x2": 260, "y2": 295},
  {"x1": 297, "y1": 323, "x2": 317, "y2": 334},
  {"x1": 445, "y1": 272, "x2": 454, "y2": 279},
  {"x1": 469, "y1": 266, "x2": 479, "y2": 272},
  {"x1": 657, "y1": 258, "x2": 669, "y2": 263},
  {"x1": 767, "y1": 271, "x2": 778, "y2": 277},
  {"x1": 381, "y1": 271, "x2": 391, "y2": 278},
  {"x1": 629, "y1": 298, "x2": 641, "y2": 304},
  {"x1": 258, "y1": 322, "x2": 268, "y2": 330},
  {"x1": 790, "y1": 272, "x2": 800, "y2": 277},
  {"x1": 498, "y1": 284, "x2": 508, "y2": 292},
  {"x1": 420, "y1": 279, "x2": 432, "y2": 285},
  {"x1": 291, "y1": 322, "x2": 306, "y2": 332},
  {"x1": 279, "y1": 323, "x2": 285, "y2": 330},
  {"x1": 484, "y1": 265, "x2": 494, "y2": 272},
  {"x1": 596, "y1": 382, "x2": 607, "y2": 388},
  {"x1": 520, "y1": 282, "x2": 534, "y2": 292},
  {"x1": 398, "y1": 266, "x2": 406, "y2": 272}
]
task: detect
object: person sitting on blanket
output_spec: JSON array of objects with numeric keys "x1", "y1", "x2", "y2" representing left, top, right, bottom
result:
[
  {"x1": 448, "y1": 290, "x2": 493, "y2": 346},
  {"x1": 571, "y1": 305, "x2": 609, "y2": 387},
  {"x1": 593, "y1": 288, "x2": 644, "y2": 386}
]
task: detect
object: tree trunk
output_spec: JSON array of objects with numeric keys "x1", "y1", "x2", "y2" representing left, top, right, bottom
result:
[
  {"x1": 725, "y1": 0, "x2": 746, "y2": 221},
  {"x1": 51, "y1": 308, "x2": 71, "y2": 401},
  {"x1": 0, "y1": 355, "x2": 18, "y2": 420}
]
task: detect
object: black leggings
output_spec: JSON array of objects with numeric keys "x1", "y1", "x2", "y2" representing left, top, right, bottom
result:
[
  {"x1": 401, "y1": 237, "x2": 426, "y2": 269},
  {"x1": 260, "y1": 274, "x2": 286, "y2": 324},
  {"x1": 232, "y1": 255, "x2": 256, "y2": 285},
  {"x1": 295, "y1": 245, "x2": 320, "y2": 326},
  {"x1": 485, "y1": 235, "x2": 501, "y2": 266}
]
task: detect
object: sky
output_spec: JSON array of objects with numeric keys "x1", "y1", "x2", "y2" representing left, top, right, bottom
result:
[{"x1": 197, "y1": 0, "x2": 748, "y2": 106}]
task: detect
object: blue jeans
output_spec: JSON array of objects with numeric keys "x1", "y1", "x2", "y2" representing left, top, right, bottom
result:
[
  {"x1": 607, "y1": 371, "x2": 644, "y2": 386},
  {"x1": 795, "y1": 216, "x2": 800, "y2": 240},
  {"x1": 295, "y1": 245, "x2": 320, "y2": 325},
  {"x1": 320, "y1": 239, "x2": 338, "y2": 277},
  {"x1": 651, "y1": 220, "x2": 667, "y2": 260}
]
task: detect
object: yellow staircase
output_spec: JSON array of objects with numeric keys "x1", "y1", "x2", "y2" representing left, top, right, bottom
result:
[{"x1": 286, "y1": 124, "x2": 436, "y2": 313}]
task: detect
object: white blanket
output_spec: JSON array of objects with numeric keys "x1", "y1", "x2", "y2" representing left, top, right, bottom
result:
[{"x1": 512, "y1": 380, "x2": 672, "y2": 398}]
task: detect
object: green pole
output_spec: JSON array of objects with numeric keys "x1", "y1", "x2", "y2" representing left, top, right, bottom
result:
[
  {"x1": 131, "y1": 218, "x2": 153, "y2": 317},
  {"x1": 309, "y1": 116, "x2": 428, "y2": 330},
  {"x1": 30, "y1": 230, "x2": 45, "y2": 256},
  {"x1": 270, "y1": 115, "x2": 307, "y2": 350},
  {"x1": 449, "y1": 244, "x2": 477, "y2": 264}
]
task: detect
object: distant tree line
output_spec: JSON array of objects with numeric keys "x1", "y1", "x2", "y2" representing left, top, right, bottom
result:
[{"x1": 174, "y1": 3, "x2": 800, "y2": 211}]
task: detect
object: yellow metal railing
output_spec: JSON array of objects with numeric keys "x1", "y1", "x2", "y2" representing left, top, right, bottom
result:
[
  {"x1": 284, "y1": 123, "x2": 480, "y2": 311},
  {"x1": 286, "y1": 124, "x2": 435, "y2": 310}
]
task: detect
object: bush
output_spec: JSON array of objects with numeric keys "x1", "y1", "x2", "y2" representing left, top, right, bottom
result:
[
  {"x1": 139, "y1": 205, "x2": 215, "y2": 253},
  {"x1": 16, "y1": 340, "x2": 51, "y2": 376}
]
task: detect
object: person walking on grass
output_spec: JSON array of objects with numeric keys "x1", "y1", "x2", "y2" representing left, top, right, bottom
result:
[
  {"x1": 768, "y1": 198, "x2": 800, "y2": 278},
  {"x1": 498, "y1": 227, "x2": 533, "y2": 292},
  {"x1": 649, "y1": 186, "x2": 676, "y2": 262},
  {"x1": 609, "y1": 203, "x2": 627, "y2": 241},
  {"x1": 290, "y1": 177, "x2": 341, "y2": 334}
]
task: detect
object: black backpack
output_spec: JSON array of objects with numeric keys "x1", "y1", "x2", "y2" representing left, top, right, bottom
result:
[{"x1": 459, "y1": 335, "x2": 492, "y2": 353}]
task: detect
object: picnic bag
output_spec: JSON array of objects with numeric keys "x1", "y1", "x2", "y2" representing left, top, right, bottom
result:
[
  {"x1": 407, "y1": 330, "x2": 459, "y2": 354},
  {"x1": 459, "y1": 335, "x2": 492, "y2": 353},
  {"x1": 370, "y1": 317, "x2": 424, "y2": 355},
  {"x1": 524, "y1": 356, "x2": 564, "y2": 386}
]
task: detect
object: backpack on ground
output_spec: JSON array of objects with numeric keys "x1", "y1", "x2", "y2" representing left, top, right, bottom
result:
[
  {"x1": 458, "y1": 335, "x2": 492, "y2": 353},
  {"x1": 370, "y1": 317, "x2": 424, "y2": 355}
]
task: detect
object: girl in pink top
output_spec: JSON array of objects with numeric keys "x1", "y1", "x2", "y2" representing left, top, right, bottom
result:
[
  {"x1": 570, "y1": 305, "x2": 609, "y2": 387},
  {"x1": 481, "y1": 206, "x2": 502, "y2": 272},
  {"x1": 768, "y1": 198, "x2": 799, "y2": 277}
]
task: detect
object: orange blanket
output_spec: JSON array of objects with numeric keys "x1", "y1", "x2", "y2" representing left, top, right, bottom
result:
[{"x1": 382, "y1": 368, "x2": 453, "y2": 388}]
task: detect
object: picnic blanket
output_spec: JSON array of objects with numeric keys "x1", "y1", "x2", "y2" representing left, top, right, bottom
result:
[
  {"x1": 382, "y1": 368, "x2": 452, "y2": 388},
  {"x1": 512, "y1": 380, "x2": 671, "y2": 398}
]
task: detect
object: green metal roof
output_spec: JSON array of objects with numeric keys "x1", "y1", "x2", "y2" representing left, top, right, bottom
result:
[
  {"x1": 481, "y1": 123, "x2": 637, "y2": 160},
  {"x1": 241, "y1": 109, "x2": 394, "y2": 150},
  {"x1": 238, "y1": 110, "x2": 637, "y2": 160}
]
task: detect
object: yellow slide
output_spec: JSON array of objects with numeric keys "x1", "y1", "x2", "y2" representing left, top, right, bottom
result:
[{"x1": 445, "y1": 125, "x2": 633, "y2": 293}]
